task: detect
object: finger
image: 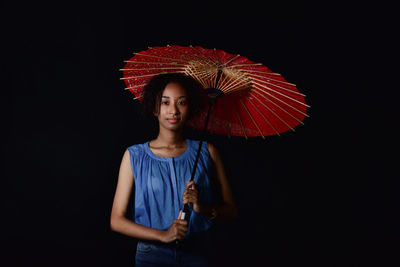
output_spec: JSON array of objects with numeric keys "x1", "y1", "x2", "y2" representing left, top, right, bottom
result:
[
  {"x1": 185, "y1": 196, "x2": 197, "y2": 203},
  {"x1": 177, "y1": 224, "x2": 188, "y2": 231},
  {"x1": 186, "y1": 181, "x2": 195, "y2": 190},
  {"x1": 177, "y1": 210, "x2": 183, "y2": 220},
  {"x1": 177, "y1": 226, "x2": 188, "y2": 236},
  {"x1": 176, "y1": 224, "x2": 188, "y2": 237},
  {"x1": 184, "y1": 190, "x2": 197, "y2": 198},
  {"x1": 176, "y1": 232, "x2": 186, "y2": 240},
  {"x1": 175, "y1": 219, "x2": 188, "y2": 226}
]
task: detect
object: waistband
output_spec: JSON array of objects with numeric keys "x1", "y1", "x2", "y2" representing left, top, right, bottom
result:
[{"x1": 138, "y1": 234, "x2": 209, "y2": 252}]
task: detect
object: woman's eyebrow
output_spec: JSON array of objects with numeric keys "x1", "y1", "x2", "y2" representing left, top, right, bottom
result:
[{"x1": 161, "y1": 96, "x2": 187, "y2": 98}]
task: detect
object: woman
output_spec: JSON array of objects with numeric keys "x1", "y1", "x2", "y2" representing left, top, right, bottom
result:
[{"x1": 110, "y1": 73, "x2": 237, "y2": 266}]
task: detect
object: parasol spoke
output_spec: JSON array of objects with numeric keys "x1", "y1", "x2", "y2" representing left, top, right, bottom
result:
[
  {"x1": 168, "y1": 45, "x2": 215, "y2": 65},
  {"x1": 189, "y1": 46, "x2": 219, "y2": 66},
  {"x1": 223, "y1": 54, "x2": 241, "y2": 66},
  {"x1": 152, "y1": 46, "x2": 210, "y2": 65},
  {"x1": 239, "y1": 99, "x2": 265, "y2": 139},
  {"x1": 251, "y1": 90, "x2": 308, "y2": 122},
  {"x1": 249, "y1": 92, "x2": 306, "y2": 125},
  {"x1": 218, "y1": 67, "x2": 252, "y2": 94},
  {"x1": 251, "y1": 89, "x2": 309, "y2": 119},
  {"x1": 132, "y1": 52, "x2": 189, "y2": 63},
  {"x1": 248, "y1": 94, "x2": 296, "y2": 131},
  {"x1": 220, "y1": 73, "x2": 251, "y2": 94},
  {"x1": 229, "y1": 63, "x2": 263, "y2": 68},
  {"x1": 213, "y1": 48, "x2": 222, "y2": 65},
  {"x1": 234, "y1": 103, "x2": 248, "y2": 139},
  {"x1": 245, "y1": 97, "x2": 281, "y2": 135},
  {"x1": 133, "y1": 94, "x2": 144, "y2": 100},
  {"x1": 120, "y1": 67, "x2": 185, "y2": 71},
  {"x1": 184, "y1": 68, "x2": 209, "y2": 89},
  {"x1": 222, "y1": 97, "x2": 232, "y2": 137},
  {"x1": 217, "y1": 72, "x2": 230, "y2": 91},
  {"x1": 121, "y1": 71, "x2": 184, "y2": 80},
  {"x1": 248, "y1": 74, "x2": 303, "y2": 96},
  {"x1": 125, "y1": 83, "x2": 149, "y2": 90},
  {"x1": 123, "y1": 60, "x2": 186, "y2": 66},
  {"x1": 223, "y1": 82, "x2": 250, "y2": 95},
  {"x1": 244, "y1": 71, "x2": 296, "y2": 86},
  {"x1": 252, "y1": 87, "x2": 308, "y2": 118},
  {"x1": 233, "y1": 68, "x2": 282, "y2": 76},
  {"x1": 187, "y1": 67, "x2": 216, "y2": 88},
  {"x1": 252, "y1": 81, "x2": 309, "y2": 108}
]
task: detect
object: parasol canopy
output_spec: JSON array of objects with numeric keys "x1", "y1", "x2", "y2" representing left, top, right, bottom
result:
[{"x1": 121, "y1": 45, "x2": 309, "y2": 138}]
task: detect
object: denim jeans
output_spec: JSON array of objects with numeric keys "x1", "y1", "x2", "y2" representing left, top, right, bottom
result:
[{"x1": 135, "y1": 240, "x2": 210, "y2": 267}]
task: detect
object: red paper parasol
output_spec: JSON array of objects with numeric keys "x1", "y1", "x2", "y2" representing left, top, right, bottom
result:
[{"x1": 121, "y1": 45, "x2": 309, "y2": 138}]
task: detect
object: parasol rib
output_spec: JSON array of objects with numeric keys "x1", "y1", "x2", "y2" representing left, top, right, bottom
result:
[
  {"x1": 252, "y1": 87, "x2": 309, "y2": 118},
  {"x1": 246, "y1": 97, "x2": 280, "y2": 136},
  {"x1": 120, "y1": 67, "x2": 185, "y2": 71},
  {"x1": 132, "y1": 53, "x2": 189, "y2": 63},
  {"x1": 217, "y1": 72, "x2": 229, "y2": 91},
  {"x1": 133, "y1": 95, "x2": 143, "y2": 100},
  {"x1": 223, "y1": 97, "x2": 232, "y2": 137},
  {"x1": 124, "y1": 60, "x2": 186, "y2": 66},
  {"x1": 252, "y1": 81, "x2": 309, "y2": 108},
  {"x1": 213, "y1": 48, "x2": 222, "y2": 65},
  {"x1": 248, "y1": 75, "x2": 304, "y2": 96},
  {"x1": 233, "y1": 68, "x2": 282, "y2": 76},
  {"x1": 152, "y1": 46, "x2": 211, "y2": 66},
  {"x1": 184, "y1": 68, "x2": 208, "y2": 89},
  {"x1": 187, "y1": 68, "x2": 216, "y2": 88},
  {"x1": 223, "y1": 83, "x2": 248, "y2": 95},
  {"x1": 244, "y1": 71, "x2": 296, "y2": 87},
  {"x1": 189, "y1": 46, "x2": 219, "y2": 66},
  {"x1": 170, "y1": 45, "x2": 215, "y2": 65},
  {"x1": 221, "y1": 75, "x2": 251, "y2": 94},
  {"x1": 247, "y1": 94, "x2": 295, "y2": 131},
  {"x1": 223, "y1": 54, "x2": 241, "y2": 66},
  {"x1": 120, "y1": 71, "x2": 185, "y2": 80},
  {"x1": 125, "y1": 83, "x2": 149, "y2": 90},
  {"x1": 234, "y1": 105, "x2": 247, "y2": 139},
  {"x1": 229, "y1": 63, "x2": 263, "y2": 68},
  {"x1": 239, "y1": 99, "x2": 265, "y2": 139},
  {"x1": 249, "y1": 91, "x2": 307, "y2": 124},
  {"x1": 218, "y1": 68, "x2": 251, "y2": 93}
]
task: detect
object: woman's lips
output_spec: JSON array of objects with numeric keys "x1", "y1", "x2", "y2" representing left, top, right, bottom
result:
[{"x1": 167, "y1": 118, "x2": 179, "y2": 124}]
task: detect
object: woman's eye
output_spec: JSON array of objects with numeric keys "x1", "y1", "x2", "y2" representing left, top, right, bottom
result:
[
  {"x1": 162, "y1": 101, "x2": 169, "y2": 105},
  {"x1": 178, "y1": 101, "x2": 186, "y2": 105}
]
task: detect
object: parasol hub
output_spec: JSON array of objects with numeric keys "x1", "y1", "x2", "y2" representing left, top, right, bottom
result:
[
  {"x1": 205, "y1": 88, "x2": 224, "y2": 105},
  {"x1": 205, "y1": 88, "x2": 224, "y2": 98}
]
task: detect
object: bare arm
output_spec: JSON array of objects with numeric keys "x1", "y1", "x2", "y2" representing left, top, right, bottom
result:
[
  {"x1": 183, "y1": 143, "x2": 238, "y2": 221},
  {"x1": 110, "y1": 149, "x2": 187, "y2": 243}
]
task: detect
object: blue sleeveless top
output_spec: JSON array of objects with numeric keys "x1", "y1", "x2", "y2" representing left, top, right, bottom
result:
[{"x1": 127, "y1": 139, "x2": 213, "y2": 236}]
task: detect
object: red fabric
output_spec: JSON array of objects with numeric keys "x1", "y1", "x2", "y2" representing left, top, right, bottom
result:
[{"x1": 122, "y1": 45, "x2": 309, "y2": 137}]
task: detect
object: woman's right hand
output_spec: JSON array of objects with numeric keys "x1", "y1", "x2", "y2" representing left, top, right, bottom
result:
[{"x1": 160, "y1": 210, "x2": 188, "y2": 243}]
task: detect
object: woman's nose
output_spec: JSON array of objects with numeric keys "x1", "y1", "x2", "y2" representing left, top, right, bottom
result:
[{"x1": 169, "y1": 103, "x2": 179, "y2": 114}]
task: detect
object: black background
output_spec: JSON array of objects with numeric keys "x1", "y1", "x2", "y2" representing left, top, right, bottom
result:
[{"x1": 2, "y1": 1, "x2": 398, "y2": 266}]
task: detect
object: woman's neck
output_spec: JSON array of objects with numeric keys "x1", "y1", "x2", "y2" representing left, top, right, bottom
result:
[{"x1": 153, "y1": 128, "x2": 185, "y2": 148}]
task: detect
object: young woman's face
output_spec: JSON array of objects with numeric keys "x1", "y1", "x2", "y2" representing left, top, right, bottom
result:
[{"x1": 156, "y1": 82, "x2": 190, "y2": 132}]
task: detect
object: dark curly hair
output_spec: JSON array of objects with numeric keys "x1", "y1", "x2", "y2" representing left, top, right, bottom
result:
[{"x1": 142, "y1": 73, "x2": 205, "y2": 120}]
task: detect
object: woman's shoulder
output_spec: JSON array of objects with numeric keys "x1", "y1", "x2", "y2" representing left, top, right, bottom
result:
[
  {"x1": 207, "y1": 142, "x2": 218, "y2": 157},
  {"x1": 187, "y1": 139, "x2": 218, "y2": 157},
  {"x1": 126, "y1": 141, "x2": 149, "y2": 154}
]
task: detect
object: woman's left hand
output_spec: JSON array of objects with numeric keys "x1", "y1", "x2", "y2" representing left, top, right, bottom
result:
[{"x1": 183, "y1": 181, "x2": 200, "y2": 213}]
